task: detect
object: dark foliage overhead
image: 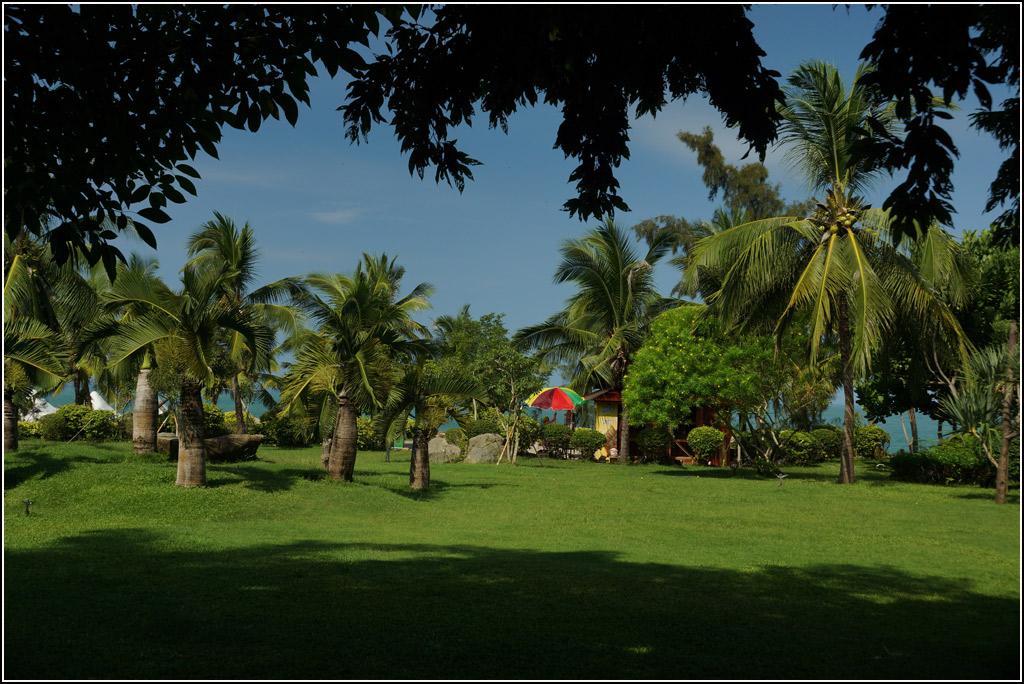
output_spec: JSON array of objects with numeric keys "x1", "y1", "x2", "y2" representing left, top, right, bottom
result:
[
  {"x1": 342, "y1": 5, "x2": 785, "y2": 222},
  {"x1": 858, "y1": 4, "x2": 1020, "y2": 245},
  {"x1": 4, "y1": 4, "x2": 401, "y2": 275}
]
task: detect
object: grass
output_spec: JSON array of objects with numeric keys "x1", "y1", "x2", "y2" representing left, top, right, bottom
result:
[{"x1": 4, "y1": 440, "x2": 1020, "y2": 680}]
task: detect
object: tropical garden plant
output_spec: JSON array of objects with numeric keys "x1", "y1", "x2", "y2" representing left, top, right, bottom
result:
[
  {"x1": 681, "y1": 60, "x2": 971, "y2": 484},
  {"x1": 516, "y1": 218, "x2": 676, "y2": 464}
]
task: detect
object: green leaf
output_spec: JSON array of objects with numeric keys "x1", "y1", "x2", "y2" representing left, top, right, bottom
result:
[
  {"x1": 137, "y1": 207, "x2": 171, "y2": 224},
  {"x1": 133, "y1": 221, "x2": 158, "y2": 249},
  {"x1": 177, "y1": 164, "x2": 201, "y2": 179}
]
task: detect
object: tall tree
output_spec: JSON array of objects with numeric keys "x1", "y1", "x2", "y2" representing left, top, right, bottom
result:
[
  {"x1": 281, "y1": 255, "x2": 432, "y2": 482},
  {"x1": 100, "y1": 265, "x2": 273, "y2": 486},
  {"x1": 516, "y1": 219, "x2": 675, "y2": 464},
  {"x1": 5, "y1": 5, "x2": 783, "y2": 268},
  {"x1": 184, "y1": 212, "x2": 305, "y2": 433},
  {"x1": 683, "y1": 61, "x2": 972, "y2": 484}
]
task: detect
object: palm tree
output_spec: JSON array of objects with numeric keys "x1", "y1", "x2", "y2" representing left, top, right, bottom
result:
[
  {"x1": 101, "y1": 264, "x2": 273, "y2": 486},
  {"x1": 3, "y1": 233, "x2": 85, "y2": 451},
  {"x1": 516, "y1": 218, "x2": 675, "y2": 464},
  {"x1": 281, "y1": 254, "x2": 432, "y2": 482},
  {"x1": 682, "y1": 61, "x2": 971, "y2": 484},
  {"x1": 377, "y1": 344, "x2": 485, "y2": 489},
  {"x1": 184, "y1": 212, "x2": 305, "y2": 433}
]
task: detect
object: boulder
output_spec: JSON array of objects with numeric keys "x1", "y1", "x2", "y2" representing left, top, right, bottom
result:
[
  {"x1": 428, "y1": 436, "x2": 462, "y2": 463},
  {"x1": 155, "y1": 431, "x2": 264, "y2": 462},
  {"x1": 156, "y1": 432, "x2": 178, "y2": 458},
  {"x1": 204, "y1": 433, "x2": 264, "y2": 462},
  {"x1": 465, "y1": 433, "x2": 504, "y2": 463}
]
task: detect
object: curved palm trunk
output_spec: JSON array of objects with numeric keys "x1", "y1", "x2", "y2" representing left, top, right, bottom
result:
[
  {"x1": 132, "y1": 367, "x2": 158, "y2": 454},
  {"x1": 175, "y1": 377, "x2": 207, "y2": 487},
  {"x1": 232, "y1": 373, "x2": 247, "y2": 434},
  {"x1": 73, "y1": 367, "x2": 92, "y2": 407},
  {"x1": 409, "y1": 425, "x2": 430, "y2": 489},
  {"x1": 837, "y1": 299, "x2": 856, "y2": 484},
  {"x1": 327, "y1": 391, "x2": 358, "y2": 481},
  {"x1": 4, "y1": 387, "x2": 19, "y2": 453}
]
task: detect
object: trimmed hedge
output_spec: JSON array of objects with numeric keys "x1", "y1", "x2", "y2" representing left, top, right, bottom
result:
[
  {"x1": 541, "y1": 422, "x2": 571, "y2": 457},
  {"x1": 811, "y1": 428, "x2": 843, "y2": 460},
  {"x1": 854, "y1": 424, "x2": 890, "y2": 458},
  {"x1": 570, "y1": 427, "x2": 607, "y2": 460},
  {"x1": 889, "y1": 435, "x2": 993, "y2": 485},
  {"x1": 687, "y1": 426, "x2": 724, "y2": 463}
]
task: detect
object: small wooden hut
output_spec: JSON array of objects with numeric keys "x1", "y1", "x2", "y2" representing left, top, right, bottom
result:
[{"x1": 584, "y1": 389, "x2": 733, "y2": 465}]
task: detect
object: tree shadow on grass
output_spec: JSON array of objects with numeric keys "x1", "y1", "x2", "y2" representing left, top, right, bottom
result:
[
  {"x1": 3, "y1": 528, "x2": 1017, "y2": 681},
  {"x1": 3, "y1": 449, "x2": 110, "y2": 490}
]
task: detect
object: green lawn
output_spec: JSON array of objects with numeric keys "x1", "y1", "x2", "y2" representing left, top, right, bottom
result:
[{"x1": 4, "y1": 441, "x2": 1020, "y2": 680}]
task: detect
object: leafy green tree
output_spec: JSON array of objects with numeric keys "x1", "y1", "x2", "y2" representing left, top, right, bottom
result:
[
  {"x1": 281, "y1": 255, "x2": 432, "y2": 482},
  {"x1": 100, "y1": 265, "x2": 273, "y2": 486},
  {"x1": 184, "y1": 211, "x2": 305, "y2": 433},
  {"x1": 683, "y1": 61, "x2": 971, "y2": 484},
  {"x1": 517, "y1": 218, "x2": 675, "y2": 464}
]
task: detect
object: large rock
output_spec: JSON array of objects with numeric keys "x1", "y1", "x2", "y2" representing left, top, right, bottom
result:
[
  {"x1": 204, "y1": 433, "x2": 264, "y2": 462},
  {"x1": 465, "y1": 433, "x2": 504, "y2": 463},
  {"x1": 156, "y1": 432, "x2": 178, "y2": 458},
  {"x1": 428, "y1": 436, "x2": 462, "y2": 463},
  {"x1": 155, "y1": 431, "x2": 263, "y2": 462}
]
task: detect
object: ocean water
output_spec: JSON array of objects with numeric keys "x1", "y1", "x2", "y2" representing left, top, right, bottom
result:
[{"x1": 40, "y1": 387, "x2": 937, "y2": 453}]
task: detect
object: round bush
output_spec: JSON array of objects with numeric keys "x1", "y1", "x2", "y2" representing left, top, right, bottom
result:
[
  {"x1": 570, "y1": 427, "x2": 607, "y2": 459},
  {"x1": 541, "y1": 422, "x2": 572, "y2": 457},
  {"x1": 17, "y1": 420, "x2": 41, "y2": 439},
  {"x1": 637, "y1": 427, "x2": 673, "y2": 462},
  {"x1": 811, "y1": 428, "x2": 843, "y2": 460},
  {"x1": 259, "y1": 411, "x2": 314, "y2": 447},
  {"x1": 56, "y1": 404, "x2": 93, "y2": 438},
  {"x1": 203, "y1": 403, "x2": 228, "y2": 437},
  {"x1": 854, "y1": 424, "x2": 891, "y2": 458},
  {"x1": 38, "y1": 413, "x2": 67, "y2": 441},
  {"x1": 687, "y1": 426, "x2": 724, "y2": 463},
  {"x1": 780, "y1": 430, "x2": 825, "y2": 465},
  {"x1": 466, "y1": 417, "x2": 502, "y2": 438},
  {"x1": 355, "y1": 415, "x2": 384, "y2": 450},
  {"x1": 223, "y1": 410, "x2": 260, "y2": 433}
]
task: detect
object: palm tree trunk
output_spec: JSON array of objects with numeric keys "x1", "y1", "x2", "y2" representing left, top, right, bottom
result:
[
  {"x1": 74, "y1": 367, "x2": 92, "y2": 407},
  {"x1": 837, "y1": 298, "x2": 856, "y2": 484},
  {"x1": 3, "y1": 387, "x2": 19, "y2": 453},
  {"x1": 908, "y1": 406, "x2": 919, "y2": 453},
  {"x1": 232, "y1": 373, "x2": 246, "y2": 434},
  {"x1": 409, "y1": 425, "x2": 430, "y2": 489},
  {"x1": 132, "y1": 367, "x2": 158, "y2": 454},
  {"x1": 175, "y1": 377, "x2": 207, "y2": 487},
  {"x1": 327, "y1": 391, "x2": 358, "y2": 481},
  {"x1": 996, "y1": 319, "x2": 1017, "y2": 505},
  {"x1": 619, "y1": 405, "x2": 631, "y2": 464},
  {"x1": 937, "y1": 419, "x2": 944, "y2": 445}
]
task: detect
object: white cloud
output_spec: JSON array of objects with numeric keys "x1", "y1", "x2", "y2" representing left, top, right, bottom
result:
[{"x1": 309, "y1": 208, "x2": 362, "y2": 225}]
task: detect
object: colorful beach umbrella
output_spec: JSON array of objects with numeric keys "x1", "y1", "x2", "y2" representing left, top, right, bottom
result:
[{"x1": 524, "y1": 386, "x2": 587, "y2": 410}]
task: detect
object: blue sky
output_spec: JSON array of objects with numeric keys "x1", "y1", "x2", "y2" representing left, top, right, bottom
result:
[{"x1": 135, "y1": 4, "x2": 1013, "y2": 341}]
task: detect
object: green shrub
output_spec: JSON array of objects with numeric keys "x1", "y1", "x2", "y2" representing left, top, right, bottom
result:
[
  {"x1": 541, "y1": 422, "x2": 572, "y2": 457},
  {"x1": 355, "y1": 415, "x2": 384, "y2": 451},
  {"x1": 259, "y1": 411, "x2": 315, "y2": 447},
  {"x1": 570, "y1": 427, "x2": 607, "y2": 460},
  {"x1": 687, "y1": 426, "x2": 724, "y2": 463},
  {"x1": 56, "y1": 404, "x2": 93, "y2": 438},
  {"x1": 514, "y1": 413, "x2": 541, "y2": 450},
  {"x1": 445, "y1": 427, "x2": 468, "y2": 455},
  {"x1": 203, "y1": 404, "x2": 228, "y2": 437},
  {"x1": 223, "y1": 410, "x2": 260, "y2": 433},
  {"x1": 466, "y1": 418, "x2": 502, "y2": 438},
  {"x1": 854, "y1": 424, "x2": 891, "y2": 458},
  {"x1": 636, "y1": 427, "x2": 672, "y2": 462},
  {"x1": 811, "y1": 427, "x2": 843, "y2": 460},
  {"x1": 38, "y1": 413, "x2": 67, "y2": 441},
  {"x1": 81, "y1": 410, "x2": 119, "y2": 441},
  {"x1": 17, "y1": 421, "x2": 41, "y2": 438},
  {"x1": 889, "y1": 435, "x2": 994, "y2": 485},
  {"x1": 778, "y1": 430, "x2": 826, "y2": 465}
]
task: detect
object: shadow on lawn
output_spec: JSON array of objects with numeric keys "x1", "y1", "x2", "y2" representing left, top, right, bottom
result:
[
  {"x1": 3, "y1": 448, "x2": 110, "y2": 490},
  {"x1": 4, "y1": 529, "x2": 1018, "y2": 681}
]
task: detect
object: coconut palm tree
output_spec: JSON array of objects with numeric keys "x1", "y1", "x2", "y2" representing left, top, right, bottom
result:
[
  {"x1": 101, "y1": 264, "x2": 273, "y2": 486},
  {"x1": 184, "y1": 212, "x2": 306, "y2": 433},
  {"x1": 281, "y1": 254, "x2": 433, "y2": 482},
  {"x1": 682, "y1": 60, "x2": 971, "y2": 484},
  {"x1": 516, "y1": 218, "x2": 675, "y2": 464}
]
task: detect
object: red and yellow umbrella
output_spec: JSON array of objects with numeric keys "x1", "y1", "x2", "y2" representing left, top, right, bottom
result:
[{"x1": 524, "y1": 387, "x2": 587, "y2": 410}]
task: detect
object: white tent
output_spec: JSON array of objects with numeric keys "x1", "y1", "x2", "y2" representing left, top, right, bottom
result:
[
  {"x1": 90, "y1": 391, "x2": 115, "y2": 411},
  {"x1": 25, "y1": 395, "x2": 58, "y2": 421}
]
